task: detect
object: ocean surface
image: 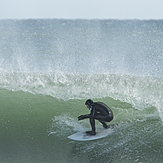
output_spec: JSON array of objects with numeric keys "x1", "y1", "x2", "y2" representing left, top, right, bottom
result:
[{"x1": 0, "y1": 19, "x2": 163, "y2": 163}]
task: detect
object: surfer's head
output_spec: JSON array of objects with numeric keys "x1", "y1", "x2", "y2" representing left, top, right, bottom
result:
[{"x1": 85, "y1": 99, "x2": 93, "y2": 108}]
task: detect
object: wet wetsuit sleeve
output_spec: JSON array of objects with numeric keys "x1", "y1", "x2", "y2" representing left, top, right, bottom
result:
[{"x1": 78, "y1": 106, "x2": 96, "y2": 120}]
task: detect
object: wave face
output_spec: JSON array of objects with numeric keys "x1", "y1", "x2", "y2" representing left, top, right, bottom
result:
[
  {"x1": 0, "y1": 19, "x2": 163, "y2": 162},
  {"x1": 0, "y1": 73, "x2": 163, "y2": 116}
]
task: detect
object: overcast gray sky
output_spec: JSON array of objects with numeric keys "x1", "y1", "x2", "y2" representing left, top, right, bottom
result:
[{"x1": 0, "y1": 0, "x2": 163, "y2": 20}]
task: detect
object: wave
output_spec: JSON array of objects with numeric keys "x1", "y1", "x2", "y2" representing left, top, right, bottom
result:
[
  {"x1": 1, "y1": 19, "x2": 163, "y2": 77},
  {"x1": 0, "y1": 87, "x2": 161, "y2": 162},
  {"x1": 0, "y1": 72, "x2": 163, "y2": 120}
]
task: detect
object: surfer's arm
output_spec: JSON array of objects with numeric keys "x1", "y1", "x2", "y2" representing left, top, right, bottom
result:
[
  {"x1": 78, "y1": 106, "x2": 95, "y2": 120},
  {"x1": 89, "y1": 106, "x2": 95, "y2": 117}
]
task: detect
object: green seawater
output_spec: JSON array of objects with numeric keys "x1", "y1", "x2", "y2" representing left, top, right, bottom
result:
[{"x1": 0, "y1": 88, "x2": 163, "y2": 163}]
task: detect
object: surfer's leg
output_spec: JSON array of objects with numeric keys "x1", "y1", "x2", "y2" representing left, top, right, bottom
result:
[
  {"x1": 86, "y1": 118, "x2": 96, "y2": 135},
  {"x1": 92, "y1": 114, "x2": 108, "y2": 129},
  {"x1": 94, "y1": 114, "x2": 113, "y2": 129},
  {"x1": 98, "y1": 120, "x2": 109, "y2": 129},
  {"x1": 95, "y1": 114, "x2": 113, "y2": 122},
  {"x1": 90, "y1": 118, "x2": 96, "y2": 132}
]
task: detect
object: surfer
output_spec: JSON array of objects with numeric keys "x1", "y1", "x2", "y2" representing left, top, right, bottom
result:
[{"x1": 78, "y1": 99, "x2": 113, "y2": 135}]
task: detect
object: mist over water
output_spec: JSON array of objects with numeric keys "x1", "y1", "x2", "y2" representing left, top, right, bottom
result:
[
  {"x1": 0, "y1": 19, "x2": 163, "y2": 162},
  {"x1": 0, "y1": 19, "x2": 163, "y2": 76}
]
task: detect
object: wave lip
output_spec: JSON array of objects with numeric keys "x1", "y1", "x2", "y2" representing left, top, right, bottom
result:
[{"x1": 0, "y1": 72, "x2": 163, "y2": 120}]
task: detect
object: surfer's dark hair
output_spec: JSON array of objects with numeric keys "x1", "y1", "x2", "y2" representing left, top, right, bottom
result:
[{"x1": 85, "y1": 99, "x2": 93, "y2": 107}]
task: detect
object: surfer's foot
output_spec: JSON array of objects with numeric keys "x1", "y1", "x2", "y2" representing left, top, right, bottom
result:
[
  {"x1": 86, "y1": 131, "x2": 96, "y2": 135},
  {"x1": 103, "y1": 124, "x2": 109, "y2": 129}
]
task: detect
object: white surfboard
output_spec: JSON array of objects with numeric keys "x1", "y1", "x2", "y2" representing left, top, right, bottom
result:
[{"x1": 68, "y1": 124, "x2": 117, "y2": 141}]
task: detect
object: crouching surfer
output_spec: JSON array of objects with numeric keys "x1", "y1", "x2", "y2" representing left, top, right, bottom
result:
[{"x1": 78, "y1": 99, "x2": 113, "y2": 135}]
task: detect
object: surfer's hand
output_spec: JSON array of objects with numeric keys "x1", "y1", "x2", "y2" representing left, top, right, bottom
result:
[{"x1": 78, "y1": 115, "x2": 86, "y2": 121}]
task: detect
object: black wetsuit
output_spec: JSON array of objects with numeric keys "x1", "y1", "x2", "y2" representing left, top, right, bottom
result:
[
  {"x1": 87, "y1": 102, "x2": 113, "y2": 132},
  {"x1": 89, "y1": 102, "x2": 113, "y2": 121}
]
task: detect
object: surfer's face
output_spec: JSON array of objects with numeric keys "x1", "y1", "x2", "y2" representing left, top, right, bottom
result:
[{"x1": 86, "y1": 104, "x2": 89, "y2": 109}]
